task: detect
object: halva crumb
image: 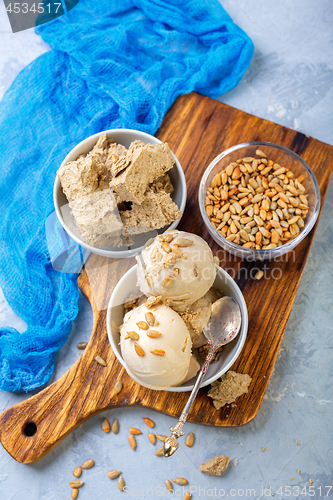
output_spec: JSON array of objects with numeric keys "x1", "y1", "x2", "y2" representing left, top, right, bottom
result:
[
  {"x1": 208, "y1": 371, "x2": 252, "y2": 409},
  {"x1": 199, "y1": 455, "x2": 230, "y2": 475}
]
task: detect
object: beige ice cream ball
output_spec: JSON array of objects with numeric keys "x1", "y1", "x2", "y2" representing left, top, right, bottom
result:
[
  {"x1": 120, "y1": 303, "x2": 192, "y2": 387},
  {"x1": 136, "y1": 230, "x2": 216, "y2": 308}
]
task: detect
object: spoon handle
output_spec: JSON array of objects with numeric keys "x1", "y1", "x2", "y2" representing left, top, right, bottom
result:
[{"x1": 163, "y1": 343, "x2": 219, "y2": 457}]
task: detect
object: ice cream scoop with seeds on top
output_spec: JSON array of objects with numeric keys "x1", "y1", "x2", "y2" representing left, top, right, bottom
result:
[
  {"x1": 120, "y1": 302, "x2": 199, "y2": 388},
  {"x1": 136, "y1": 230, "x2": 216, "y2": 308}
]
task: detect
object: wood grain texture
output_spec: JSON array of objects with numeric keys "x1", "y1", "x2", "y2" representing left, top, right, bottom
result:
[{"x1": 0, "y1": 93, "x2": 332, "y2": 464}]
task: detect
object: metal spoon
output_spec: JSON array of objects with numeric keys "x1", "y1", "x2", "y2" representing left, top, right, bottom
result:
[{"x1": 163, "y1": 296, "x2": 242, "y2": 457}]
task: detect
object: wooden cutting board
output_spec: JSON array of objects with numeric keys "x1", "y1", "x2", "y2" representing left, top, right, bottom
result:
[{"x1": 1, "y1": 93, "x2": 332, "y2": 465}]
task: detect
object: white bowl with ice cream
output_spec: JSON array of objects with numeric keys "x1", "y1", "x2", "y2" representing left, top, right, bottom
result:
[{"x1": 107, "y1": 231, "x2": 248, "y2": 392}]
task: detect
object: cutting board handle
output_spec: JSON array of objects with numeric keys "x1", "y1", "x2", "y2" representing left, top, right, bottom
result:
[{"x1": 0, "y1": 267, "x2": 127, "y2": 464}]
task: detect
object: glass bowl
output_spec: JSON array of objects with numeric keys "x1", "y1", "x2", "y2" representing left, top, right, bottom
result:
[{"x1": 199, "y1": 142, "x2": 320, "y2": 260}]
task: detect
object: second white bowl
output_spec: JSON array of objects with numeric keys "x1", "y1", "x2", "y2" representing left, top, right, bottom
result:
[
  {"x1": 106, "y1": 264, "x2": 248, "y2": 392},
  {"x1": 54, "y1": 129, "x2": 187, "y2": 259}
]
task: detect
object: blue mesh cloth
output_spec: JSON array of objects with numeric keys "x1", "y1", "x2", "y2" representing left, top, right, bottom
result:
[{"x1": 0, "y1": 0, "x2": 253, "y2": 392}]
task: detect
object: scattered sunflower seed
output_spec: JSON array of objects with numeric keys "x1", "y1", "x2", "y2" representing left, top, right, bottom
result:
[
  {"x1": 73, "y1": 466, "x2": 82, "y2": 478},
  {"x1": 148, "y1": 433, "x2": 156, "y2": 445},
  {"x1": 77, "y1": 342, "x2": 88, "y2": 350},
  {"x1": 95, "y1": 356, "x2": 107, "y2": 367},
  {"x1": 82, "y1": 459, "x2": 94, "y2": 469},
  {"x1": 172, "y1": 478, "x2": 188, "y2": 485},
  {"x1": 165, "y1": 480, "x2": 173, "y2": 492},
  {"x1": 128, "y1": 434, "x2": 137, "y2": 450},
  {"x1": 185, "y1": 432, "x2": 194, "y2": 447},
  {"x1": 143, "y1": 417, "x2": 155, "y2": 428},
  {"x1": 108, "y1": 470, "x2": 121, "y2": 479},
  {"x1": 114, "y1": 381, "x2": 123, "y2": 394},
  {"x1": 118, "y1": 475, "x2": 125, "y2": 491},
  {"x1": 70, "y1": 480, "x2": 84, "y2": 488},
  {"x1": 129, "y1": 427, "x2": 141, "y2": 435},
  {"x1": 156, "y1": 435, "x2": 167, "y2": 442},
  {"x1": 155, "y1": 447, "x2": 164, "y2": 456},
  {"x1": 102, "y1": 418, "x2": 111, "y2": 433},
  {"x1": 254, "y1": 270, "x2": 264, "y2": 280},
  {"x1": 111, "y1": 418, "x2": 119, "y2": 434},
  {"x1": 71, "y1": 488, "x2": 78, "y2": 500}
]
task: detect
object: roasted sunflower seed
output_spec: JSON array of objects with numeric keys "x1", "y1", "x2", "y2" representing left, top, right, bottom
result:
[
  {"x1": 82, "y1": 459, "x2": 94, "y2": 470},
  {"x1": 145, "y1": 312, "x2": 155, "y2": 326},
  {"x1": 114, "y1": 381, "x2": 123, "y2": 394},
  {"x1": 129, "y1": 427, "x2": 142, "y2": 435},
  {"x1": 127, "y1": 331, "x2": 139, "y2": 340},
  {"x1": 165, "y1": 480, "x2": 173, "y2": 492},
  {"x1": 108, "y1": 470, "x2": 121, "y2": 479},
  {"x1": 136, "y1": 321, "x2": 149, "y2": 330},
  {"x1": 102, "y1": 418, "x2": 111, "y2": 433},
  {"x1": 128, "y1": 434, "x2": 137, "y2": 450},
  {"x1": 111, "y1": 418, "x2": 119, "y2": 434},
  {"x1": 134, "y1": 343, "x2": 145, "y2": 356},
  {"x1": 69, "y1": 480, "x2": 84, "y2": 488},
  {"x1": 143, "y1": 417, "x2": 155, "y2": 428},
  {"x1": 185, "y1": 432, "x2": 194, "y2": 447},
  {"x1": 156, "y1": 435, "x2": 167, "y2": 442},
  {"x1": 118, "y1": 475, "x2": 125, "y2": 491},
  {"x1": 95, "y1": 356, "x2": 107, "y2": 367},
  {"x1": 73, "y1": 466, "x2": 82, "y2": 478},
  {"x1": 150, "y1": 349, "x2": 165, "y2": 356},
  {"x1": 146, "y1": 331, "x2": 162, "y2": 338},
  {"x1": 172, "y1": 478, "x2": 188, "y2": 485},
  {"x1": 71, "y1": 488, "x2": 78, "y2": 500},
  {"x1": 77, "y1": 342, "x2": 88, "y2": 350},
  {"x1": 148, "y1": 433, "x2": 156, "y2": 445}
]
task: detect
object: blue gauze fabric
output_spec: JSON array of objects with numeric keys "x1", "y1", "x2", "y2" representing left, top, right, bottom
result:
[{"x1": 0, "y1": 0, "x2": 253, "y2": 392}]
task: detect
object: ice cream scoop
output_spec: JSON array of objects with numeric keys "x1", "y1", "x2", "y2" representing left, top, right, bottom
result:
[
  {"x1": 163, "y1": 296, "x2": 242, "y2": 457},
  {"x1": 136, "y1": 230, "x2": 216, "y2": 308},
  {"x1": 120, "y1": 302, "x2": 196, "y2": 388}
]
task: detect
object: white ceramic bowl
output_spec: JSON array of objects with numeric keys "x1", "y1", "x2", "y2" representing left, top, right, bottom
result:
[
  {"x1": 53, "y1": 129, "x2": 187, "y2": 259},
  {"x1": 106, "y1": 264, "x2": 248, "y2": 392}
]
